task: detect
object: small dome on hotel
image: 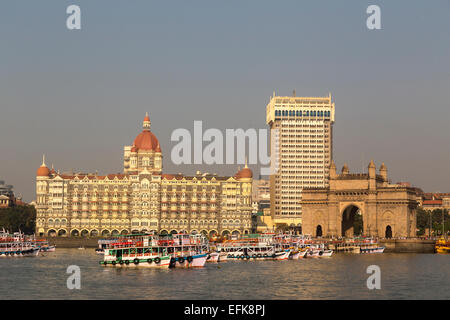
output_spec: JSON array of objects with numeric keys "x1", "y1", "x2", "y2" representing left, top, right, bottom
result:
[
  {"x1": 37, "y1": 155, "x2": 50, "y2": 176},
  {"x1": 132, "y1": 113, "x2": 161, "y2": 152},
  {"x1": 239, "y1": 167, "x2": 253, "y2": 179}
]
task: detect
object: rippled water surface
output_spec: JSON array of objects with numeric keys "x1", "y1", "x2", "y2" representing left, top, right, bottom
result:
[{"x1": 0, "y1": 249, "x2": 448, "y2": 299}]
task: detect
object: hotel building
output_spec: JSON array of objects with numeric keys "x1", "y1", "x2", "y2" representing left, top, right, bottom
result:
[
  {"x1": 35, "y1": 114, "x2": 253, "y2": 237},
  {"x1": 266, "y1": 93, "x2": 335, "y2": 229}
]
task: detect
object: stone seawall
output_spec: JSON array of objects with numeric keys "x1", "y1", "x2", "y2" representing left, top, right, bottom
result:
[
  {"x1": 379, "y1": 239, "x2": 435, "y2": 253},
  {"x1": 41, "y1": 237, "x2": 102, "y2": 248}
]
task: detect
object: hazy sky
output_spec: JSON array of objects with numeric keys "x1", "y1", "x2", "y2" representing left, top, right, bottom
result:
[{"x1": 1, "y1": 1, "x2": 449, "y2": 201}]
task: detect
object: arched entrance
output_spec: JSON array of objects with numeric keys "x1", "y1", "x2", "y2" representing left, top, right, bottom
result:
[
  {"x1": 71, "y1": 229, "x2": 79, "y2": 237},
  {"x1": 316, "y1": 225, "x2": 323, "y2": 237},
  {"x1": 341, "y1": 205, "x2": 363, "y2": 237},
  {"x1": 385, "y1": 225, "x2": 392, "y2": 238},
  {"x1": 48, "y1": 229, "x2": 56, "y2": 237},
  {"x1": 90, "y1": 230, "x2": 99, "y2": 237},
  {"x1": 101, "y1": 230, "x2": 110, "y2": 237},
  {"x1": 58, "y1": 229, "x2": 67, "y2": 237}
]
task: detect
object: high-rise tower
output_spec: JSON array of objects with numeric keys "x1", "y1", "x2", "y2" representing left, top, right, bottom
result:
[{"x1": 266, "y1": 92, "x2": 335, "y2": 229}]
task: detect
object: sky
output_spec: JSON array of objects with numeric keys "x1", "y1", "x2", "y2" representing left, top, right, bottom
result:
[{"x1": 0, "y1": 0, "x2": 449, "y2": 201}]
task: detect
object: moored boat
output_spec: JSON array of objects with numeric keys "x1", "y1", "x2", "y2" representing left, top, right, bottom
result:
[{"x1": 435, "y1": 238, "x2": 450, "y2": 254}]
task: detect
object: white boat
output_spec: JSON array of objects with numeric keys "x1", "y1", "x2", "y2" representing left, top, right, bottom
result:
[
  {"x1": 319, "y1": 249, "x2": 333, "y2": 257},
  {"x1": 0, "y1": 247, "x2": 40, "y2": 257},
  {"x1": 273, "y1": 250, "x2": 290, "y2": 260},
  {"x1": 206, "y1": 252, "x2": 220, "y2": 263},
  {"x1": 218, "y1": 251, "x2": 228, "y2": 262},
  {"x1": 289, "y1": 249, "x2": 308, "y2": 260},
  {"x1": 0, "y1": 231, "x2": 40, "y2": 257},
  {"x1": 171, "y1": 253, "x2": 208, "y2": 268},
  {"x1": 360, "y1": 246, "x2": 385, "y2": 254},
  {"x1": 305, "y1": 249, "x2": 320, "y2": 258}
]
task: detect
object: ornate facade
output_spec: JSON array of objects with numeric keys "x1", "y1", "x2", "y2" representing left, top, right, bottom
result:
[
  {"x1": 302, "y1": 161, "x2": 418, "y2": 238},
  {"x1": 35, "y1": 114, "x2": 253, "y2": 237}
]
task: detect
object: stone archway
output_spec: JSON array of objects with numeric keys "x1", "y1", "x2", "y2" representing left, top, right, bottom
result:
[
  {"x1": 316, "y1": 225, "x2": 323, "y2": 237},
  {"x1": 71, "y1": 229, "x2": 79, "y2": 237},
  {"x1": 385, "y1": 225, "x2": 393, "y2": 238},
  {"x1": 341, "y1": 205, "x2": 363, "y2": 237},
  {"x1": 48, "y1": 229, "x2": 56, "y2": 237}
]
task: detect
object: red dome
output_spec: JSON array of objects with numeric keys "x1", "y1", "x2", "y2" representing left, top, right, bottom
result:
[
  {"x1": 133, "y1": 130, "x2": 160, "y2": 151},
  {"x1": 37, "y1": 165, "x2": 50, "y2": 177},
  {"x1": 239, "y1": 167, "x2": 253, "y2": 179}
]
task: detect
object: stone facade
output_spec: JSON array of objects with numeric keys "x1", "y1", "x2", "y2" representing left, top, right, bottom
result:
[
  {"x1": 35, "y1": 114, "x2": 253, "y2": 237},
  {"x1": 302, "y1": 161, "x2": 418, "y2": 238}
]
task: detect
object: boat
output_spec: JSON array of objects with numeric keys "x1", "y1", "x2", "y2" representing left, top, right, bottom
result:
[
  {"x1": 206, "y1": 251, "x2": 220, "y2": 263},
  {"x1": 0, "y1": 230, "x2": 40, "y2": 257},
  {"x1": 217, "y1": 233, "x2": 289, "y2": 261},
  {"x1": 163, "y1": 234, "x2": 209, "y2": 268},
  {"x1": 33, "y1": 240, "x2": 56, "y2": 252},
  {"x1": 360, "y1": 245, "x2": 385, "y2": 253},
  {"x1": 218, "y1": 251, "x2": 228, "y2": 262},
  {"x1": 319, "y1": 249, "x2": 333, "y2": 257},
  {"x1": 100, "y1": 234, "x2": 171, "y2": 268},
  {"x1": 100, "y1": 233, "x2": 209, "y2": 269},
  {"x1": 435, "y1": 238, "x2": 450, "y2": 254},
  {"x1": 96, "y1": 239, "x2": 118, "y2": 255}
]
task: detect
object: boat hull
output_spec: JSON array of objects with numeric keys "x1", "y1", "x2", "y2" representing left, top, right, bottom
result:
[
  {"x1": 0, "y1": 247, "x2": 39, "y2": 257},
  {"x1": 172, "y1": 254, "x2": 208, "y2": 268},
  {"x1": 360, "y1": 247, "x2": 385, "y2": 254},
  {"x1": 101, "y1": 255, "x2": 171, "y2": 268},
  {"x1": 206, "y1": 252, "x2": 219, "y2": 263}
]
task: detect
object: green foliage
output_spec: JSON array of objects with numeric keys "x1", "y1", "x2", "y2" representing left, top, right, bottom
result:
[
  {"x1": 353, "y1": 212, "x2": 363, "y2": 236},
  {"x1": 416, "y1": 207, "x2": 449, "y2": 236},
  {"x1": 0, "y1": 205, "x2": 36, "y2": 234}
]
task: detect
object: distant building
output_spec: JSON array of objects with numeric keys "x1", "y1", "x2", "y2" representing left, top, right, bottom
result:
[
  {"x1": 0, "y1": 180, "x2": 23, "y2": 208},
  {"x1": 266, "y1": 92, "x2": 335, "y2": 229},
  {"x1": 35, "y1": 114, "x2": 253, "y2": 237},
  {"x1": 421, "y1": 193, "x2": 450, "y2": 211}
]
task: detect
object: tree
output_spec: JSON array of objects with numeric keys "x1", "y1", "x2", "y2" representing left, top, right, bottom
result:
[
  {"x1": 0, "y1": 205, "x2": 36, "y2": 234},
  {"x1": 416, "y1": 207, "x2": 450, "y2": 236}
]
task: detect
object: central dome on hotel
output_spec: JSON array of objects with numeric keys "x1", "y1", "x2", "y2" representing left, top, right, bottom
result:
[{"x1": 132, "y1": 113, "x2": 161, "y2": 152}]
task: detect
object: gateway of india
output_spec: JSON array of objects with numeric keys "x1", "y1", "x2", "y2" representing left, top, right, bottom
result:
[
  {"x1": 301, "y1": 161, "x2": 418, "y2": 238},
  {"x1": 35, "y1": 114, "x2": 253, "y2": 237}
]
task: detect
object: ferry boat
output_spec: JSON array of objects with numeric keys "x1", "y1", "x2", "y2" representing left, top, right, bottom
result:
[
  {"x1": 162, "y1": 234, "x2": 209, "y2": 268},
  {"x1": 435, "y1": 237, "x2": 450, "y2": 254},
  {"x1": 100, "y1": 234, "x2": 171, "y2": 268},
  {"x1": 360, "y1": 245, "x2": 385, "y2": 253},
  {"x1": 96, "y1": 239, "x2": 118, "y2": 255},
  {"x1": 33, "y1": 240, "x2": 56, "y2": 252},
  {"x1": 0, "y1": 231, "x2": 40, "y2": 257},
  {"x1": 217, "y1": 233, "x2": 290, "y2": 261},
  {"x1": 206, "y1": 251, "x2": 220, "y2": 263},
  {"x1": 289, "y1": 249, "x2": 308, "y2": 260}
]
